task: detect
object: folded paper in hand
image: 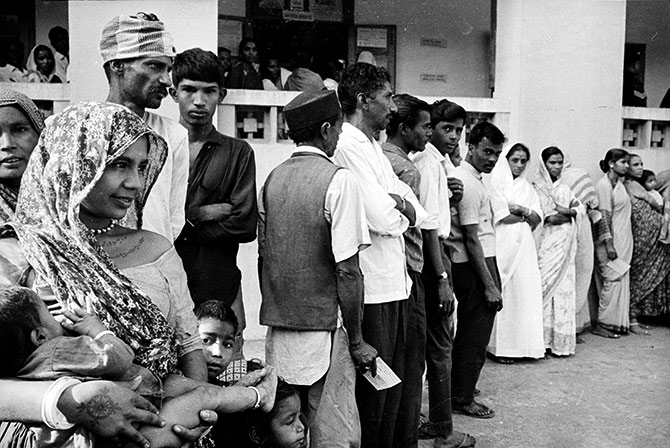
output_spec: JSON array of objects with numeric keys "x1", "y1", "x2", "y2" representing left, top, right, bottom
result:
[
  {"x1": 362, "y1": 357, "x2": 401, "y2": 391},
  {"x1": 606, "y1": 258, "x2": 630, "y2": 280}
]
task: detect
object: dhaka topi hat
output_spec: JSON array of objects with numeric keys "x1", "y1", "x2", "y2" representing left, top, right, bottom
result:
[
  {"x1": 100, "y1": 12, "x2": 176, "y2": 64},
  {"x1": 284, "y1": 90, "x2": 341, "y2": 132},
  {"x1": 0, "y1": 88, "x2": 45, "y2": 134}
]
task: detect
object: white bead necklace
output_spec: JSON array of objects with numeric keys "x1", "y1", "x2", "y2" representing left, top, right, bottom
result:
[{"x1": 87, "y1": 219, "x2": 119, "y2": 235}]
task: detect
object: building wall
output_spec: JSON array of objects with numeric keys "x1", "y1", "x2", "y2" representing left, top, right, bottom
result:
[
  {"x1": 34, "y1": 0, "x2": 68, "y2": 50},
  {"x1": 626, "y1": 0, "x2": 670, "y2": 108},
  {"x1": 219, "y1": 0, "x2": 246, "y2": 17},
  {"x1": 495, "y1": 0, "x2": 628, "y2": 182},
  {"x1": 355, "y1": 0, "x2": 491, "y2": 98}
]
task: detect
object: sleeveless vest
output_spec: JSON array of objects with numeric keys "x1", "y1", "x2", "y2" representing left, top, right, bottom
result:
[{"x1": 260, "y1": 151, "x2": 341, "y2": 330}]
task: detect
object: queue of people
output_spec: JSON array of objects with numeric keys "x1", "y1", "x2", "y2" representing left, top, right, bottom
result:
[{"x1": 0, "y1": 10, "x2": 669, "y2": 448}]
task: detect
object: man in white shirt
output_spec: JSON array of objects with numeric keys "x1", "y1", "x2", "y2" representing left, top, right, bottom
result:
[
  {"x1": 448, "y1": 121, "x2": 505, "y2": 420},
  {"x1": 99, "y1": 13, "x2": 188, "y2": 241},
  {"x1": 333, "y1": 62, "x2": 427, "y2": 448},
  {"x1": 412, "y1": 98, "x2": 475, "y2": 448},
  {"x1": 260, "y1": 90, "x2": 377, "y2": 447}
]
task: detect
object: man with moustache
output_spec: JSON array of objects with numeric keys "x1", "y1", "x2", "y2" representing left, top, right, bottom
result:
[
  {"x1": 260, "y1": 90, "x2": 377, "y2": 447},
  {"x1": 448, "y1": 121, "x2": 505, "y2": 420},
  {"x1": 333, "y1": 63, "x2": 426, "y2": 448},
  {"x1": 100, "y1": 12, "x2": 188, "y2": 241}
]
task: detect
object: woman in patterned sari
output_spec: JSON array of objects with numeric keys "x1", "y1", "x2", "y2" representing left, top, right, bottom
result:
[
  {"x1": 625, "y1": 154, "x2": 670, "y2": 328},
  {"x1": 0, "y1": 89, "x2": 44, "y2": 287},
  {"x1": 533, "y1": 146, "x2": 585, "y2": 356},
  {"x1": 592, "y1": 149, "x2": 633, "y2": 338},
  {"x1": 3, "y1": 102, "x2": 276, "y2": 447}
]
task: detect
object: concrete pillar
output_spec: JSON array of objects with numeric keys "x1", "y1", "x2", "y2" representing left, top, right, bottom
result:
[{"x1": 494, "y1": 0, "x2": 627, "y2": 179}]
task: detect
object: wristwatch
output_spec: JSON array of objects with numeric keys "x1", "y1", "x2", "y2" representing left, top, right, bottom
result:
[{"x1": 439, "y1": 271, "x2": 449, "y2": 280}]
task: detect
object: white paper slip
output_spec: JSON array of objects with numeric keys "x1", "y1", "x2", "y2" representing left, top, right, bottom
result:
[
  {"x1": 362, "y1": 357, "x2": 401, "y2": 391},
  {"x1": 607, "y1": 258, "x2": 630, "y2": 279}
]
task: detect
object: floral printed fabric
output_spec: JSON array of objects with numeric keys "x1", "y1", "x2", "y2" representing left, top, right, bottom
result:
[
  {"x1": 627, "y1": 180, "x2": 670, "y2": 317},
  {"x1": 13, "y1": 101, "x2": 178, "y2": 379}
]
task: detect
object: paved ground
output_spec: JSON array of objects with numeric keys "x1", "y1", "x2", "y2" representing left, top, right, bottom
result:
[{"x1": 246, "y1": 319, "x2": 670, "y2": 448}]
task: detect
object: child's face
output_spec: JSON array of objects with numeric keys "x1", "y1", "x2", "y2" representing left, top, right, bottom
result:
[
  {"x1": 34, "y1": 298, "x2": 63, "y2": 340},
  {"x1": 269, "y1": 394, "x2": 306, "y2": 448},
  {"x1": 198, "y1": 317, "x2": 236, "y2": 382},
  {"x1": 645, "y1": 176, "x2": 657, "y2": 191}
]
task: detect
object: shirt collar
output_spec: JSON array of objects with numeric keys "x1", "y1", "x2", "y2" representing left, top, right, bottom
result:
[
  {"x1": 382, "y1": 141, "x2": 413, "y2": 163},
  {"x1": 424, "y1": 142, "x2": 446, "y2": 162},
  {"x1": 462, "y1": 160, "x2": 482, "y2": 180},
  {"x1": 291, "y1": 145, "x2": 329, "y2": 157},
  {"x1": 342, "y1": 122, "x2": 371, "y2": 144}
]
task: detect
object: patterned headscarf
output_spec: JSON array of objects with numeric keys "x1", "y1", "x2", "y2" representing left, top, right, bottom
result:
[
  {"x1": 100, "y1": 13, "x2": 176, "y2": 64},
  {"x1": 0, "y1": 88, "x2": 45, "y2": 224},
  {"x1": 13, "y1": 101, "x2": 178, "y2": 378}
]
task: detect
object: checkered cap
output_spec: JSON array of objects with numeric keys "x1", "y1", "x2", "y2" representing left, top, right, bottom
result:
[{"x1": 100, "y1": 13, "x2": 176, "y2": 64}]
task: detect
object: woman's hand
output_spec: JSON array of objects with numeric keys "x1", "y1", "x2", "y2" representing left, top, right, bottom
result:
[
  {"x1": 58, "y1": 378, "x2": 164, "y2": 448},
  {"x1": 254, "y1": 366, "x2": 278, "y2": 412}
]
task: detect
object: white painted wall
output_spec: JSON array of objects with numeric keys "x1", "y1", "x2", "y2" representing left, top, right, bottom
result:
[
  {"x1": 495, "y1": 0, "x2": 628, "y2": 182},
  {"x1": 355, "y1": 0, "x2": 491, "y2": 98},
  {"x1": 625, "y1": 0, "x2": 670, "y2": 108},
  {"x1": 34, "y1": 0, "x2": 68, "y2": 50}
]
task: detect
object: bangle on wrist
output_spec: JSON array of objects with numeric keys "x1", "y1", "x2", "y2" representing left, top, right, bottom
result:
[
  {"x1": 247, "y1": 386, "x2": 262, "y2": 410},
  {"x1": 94, "y1": 330, "x2": 115, "y2": 340},
  {"x1": 42, "y1": 377, "x2": 81, "y2": 429}
]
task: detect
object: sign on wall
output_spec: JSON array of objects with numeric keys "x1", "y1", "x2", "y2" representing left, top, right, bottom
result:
[{"x1": 250, "y1": 0, "x2": 342, "y2": 22}]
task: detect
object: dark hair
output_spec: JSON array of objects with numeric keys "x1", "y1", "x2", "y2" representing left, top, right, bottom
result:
[
  {"x1": 386, "y1": 94, "x2": 430, "y2": 137},
  {"x1": 598, "y1": 148, "x2": 629, "y2": 173},
  {"x1": 541, "y1": 146, "x2": 564, "y2": 164},
  {"x1": 430, "y1": 99, "x2": 467, "y2": 128},
  {"x1": 33, "y1": 45, "x2": 54, "y2": 63},
  {"x1": 287, "y1": 113, "x2": 340, "y2": 145},
  {"x1": 247, "y1": 380, "x2": 300, "y2": 447},
  {"x1": 506, "y1": 143, "x2": 530, "y2": 161},
  {"x1": 639, "y1": 169, "x2": 656, "y2": 186},
  {"x1": 260, "y1": 56, "x2": 279, "y2": 81},
  {"x1": 194, "y1": 300, "x2": 239, "y2": 335},
  {"x1": 470, "y1": 121, "x2": 505, "y2": 147},
  {"x1": 238, "y1": 38, "x2": 257, "y2": 56},
  {"x1": 0, "y1": 286, "x2": 42, "y2": 377},
  {"x1": 172, "y1": 48, "x2": 226, "y2": 88},
  {"x1": 337, "y1": 63, "x2": 390, "y2": 115},
  {"x1": 48, "y1": 26, "x2": 68, "y2": 41}
]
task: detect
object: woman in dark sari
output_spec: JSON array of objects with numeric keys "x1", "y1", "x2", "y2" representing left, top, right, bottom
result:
[{"x1": 625, "y1": 154, "x2": 670, "y2": 331}]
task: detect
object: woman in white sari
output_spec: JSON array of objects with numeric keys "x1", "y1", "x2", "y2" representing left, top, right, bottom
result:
[
  {"x1": 487, "y1": 143, "x2": 545, "y2": 362},
  {"x1": 533, "y1": 146, "x2": 585, "y2": 356}
]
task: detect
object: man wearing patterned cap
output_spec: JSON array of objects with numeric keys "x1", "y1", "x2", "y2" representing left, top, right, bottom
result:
[
  {"x1": 259, "y1": 90, "x2": 377, "y2": 447},
  {"x1": 100, "y1": 12, "x2": 188, "y2": 241}
]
